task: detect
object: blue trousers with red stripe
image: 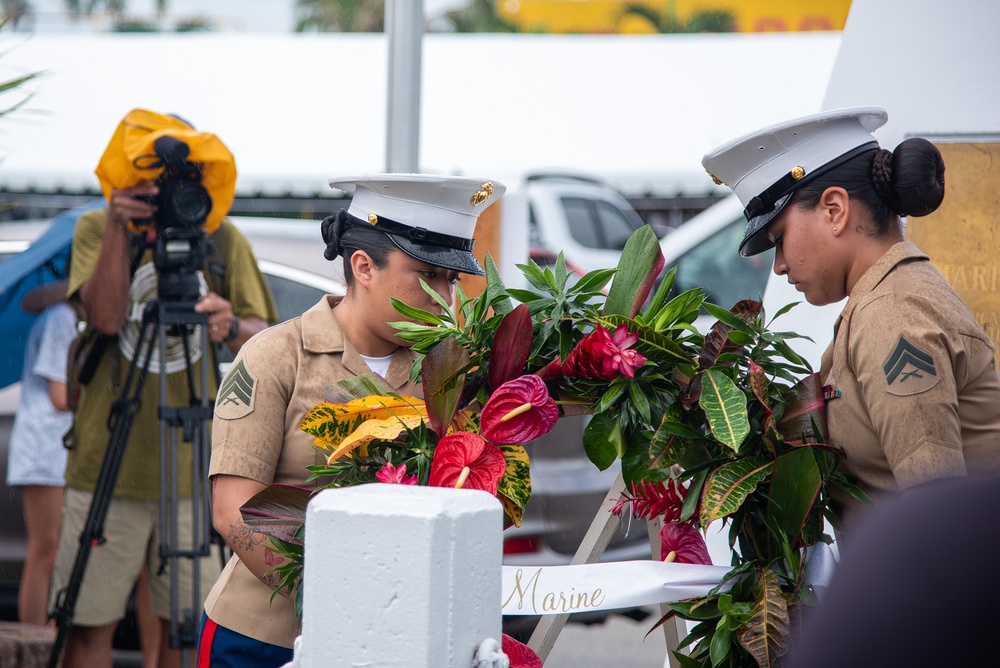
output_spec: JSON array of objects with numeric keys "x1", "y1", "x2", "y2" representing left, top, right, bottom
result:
[{"x1": 197, "y1": 613, "x2": 294, "y2": 668}]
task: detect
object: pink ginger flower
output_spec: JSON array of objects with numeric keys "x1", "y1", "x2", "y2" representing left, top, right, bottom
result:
[
  {"x1": 375, "y1": 461, "x2": 418, "y2": 485},
  {"x1": 562, "y1": 324, "x2": 646, "y2": 381}
]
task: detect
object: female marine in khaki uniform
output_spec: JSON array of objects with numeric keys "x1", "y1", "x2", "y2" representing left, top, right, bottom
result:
[
  {"x1": 702, "y1": 107, "x2": 1000, "y2": 524},
  {"x1": 197, "y1": 175, "x2": 505, "y2": 667}
]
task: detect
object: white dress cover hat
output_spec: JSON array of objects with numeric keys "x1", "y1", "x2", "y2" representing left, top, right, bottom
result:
[
  {"x1": 329, "y1": 173, "x2": 506, "y2": 276},
  {"x1": 702, "y1": 106, "x2": 888, "y2": 256}
]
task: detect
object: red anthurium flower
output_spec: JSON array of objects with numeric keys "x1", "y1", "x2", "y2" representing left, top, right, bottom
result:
[
  {"x1": 480, "y1": 375, "x2": 559, "y2": 445},
  {"x1": 375, "y1": 461, "x2": 418, "y2": 486},
  {"x1": 428, "y1": 432, "x2": 507, "y2": 495},
  {"x1": 660, "y1": 521, "x2": 713, "y2": 565},
  {"x1": 501, "y1": 633, "x2": 543, "y2": 668},
  {"x1": 562, "y1": 324, "x2": 646, "y2": 381}
]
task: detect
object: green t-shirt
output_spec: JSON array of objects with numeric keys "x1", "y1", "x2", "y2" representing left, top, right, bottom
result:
[{"x1": 65, "y1": 209, "x2": 278, "y2": 499}]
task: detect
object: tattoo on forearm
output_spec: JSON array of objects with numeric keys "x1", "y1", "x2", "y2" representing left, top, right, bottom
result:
[
  {"x1": 228, "y1": 519, "x2": 265, "y2": 552},
  {"x1": 263, "y1": 549, "x2": 283, "y2": 567},
  {"x1": 261, "y1": 571, "x2": 281, "y2": 590}
]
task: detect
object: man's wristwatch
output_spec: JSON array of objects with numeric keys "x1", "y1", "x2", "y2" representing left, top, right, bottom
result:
[{"x1": 225, "y1": 315, "x2": 240, "y2": 343}]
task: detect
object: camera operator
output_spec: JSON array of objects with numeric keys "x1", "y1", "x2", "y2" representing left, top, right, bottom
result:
[{"x1": 50, "y1": 168, "x2": 278, "y2": 667}]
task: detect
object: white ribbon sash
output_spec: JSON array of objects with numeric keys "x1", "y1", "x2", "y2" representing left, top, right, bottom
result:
[{"x1": 501, "y1": 561, "x2": 732, "y2": 616}]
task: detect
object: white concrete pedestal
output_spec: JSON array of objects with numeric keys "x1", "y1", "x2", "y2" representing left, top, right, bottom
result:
[{"x1": 298, "y1": 484, "x2": 503, "y2": 667}]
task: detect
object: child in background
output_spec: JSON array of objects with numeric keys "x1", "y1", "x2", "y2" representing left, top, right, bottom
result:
[{"x1": 6, "y1": 279, "x2": 76, "y2": 626}]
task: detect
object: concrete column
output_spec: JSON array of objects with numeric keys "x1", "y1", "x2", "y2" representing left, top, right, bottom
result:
[{"x1": 299, "y1": 484, "x2": 503, "y2": 667}]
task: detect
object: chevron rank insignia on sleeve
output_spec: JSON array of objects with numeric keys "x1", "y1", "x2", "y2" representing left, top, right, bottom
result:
[
  {"x1": 215, "y1": 358, "x2": 257, "y2": 419},
  {"x1": 882, "y1": 335, "x2": 940, "y2": 396}
]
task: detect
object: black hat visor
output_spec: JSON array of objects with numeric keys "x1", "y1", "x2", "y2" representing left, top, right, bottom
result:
[
  {"x1": 348, "y1": 213, "x2": 485, "y2": 276},
  {"x1": 737, "y1": 141, "x2": 879, "y2": 257},
  {"x1": 387, "y1": 235, "x2": 485, "y2": 276},
  {"x1": 738, "y1": 193, "x2": 793, "y2": 257}
]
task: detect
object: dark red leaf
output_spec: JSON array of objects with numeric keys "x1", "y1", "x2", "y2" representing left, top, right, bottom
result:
[
  {"x1": 629, "y1": 249, "x2": 665, "y2": 318},
  {"x1": 778, "y1": 372, "x2": 827, "y2": 445},
  {"x1": 422, "y1": 337, "x2": 469, "y2": 437},
  {"x1": 748, "y1": 360, "x2": 770, "y2": 408},
  {"x1": 240, "y1": 483, "x2": 311, "y2": 545},
  {"x1": 489, "y1": 303, "x2": 533, "y2": 390}
]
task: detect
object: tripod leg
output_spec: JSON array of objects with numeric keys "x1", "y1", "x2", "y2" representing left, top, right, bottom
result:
[{"x1": 155, "y1": 301, "x2": 216, "y2": 667}]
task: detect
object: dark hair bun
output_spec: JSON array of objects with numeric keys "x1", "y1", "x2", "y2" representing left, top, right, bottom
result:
[
  {"x1": 320, "y1": 209, "x2": 350, "y2": 261},
  {"x1": 892, "y1": 137, "x2": 946, "y2": 217}
]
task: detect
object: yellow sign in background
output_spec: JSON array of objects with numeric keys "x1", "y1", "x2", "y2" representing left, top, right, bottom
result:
[
  {"x1": 498, "y1": 0, "x2": 852, "y2": 34},
  {"x1": 906, "y1": 143, "x2": 1000, "y2": 358}
]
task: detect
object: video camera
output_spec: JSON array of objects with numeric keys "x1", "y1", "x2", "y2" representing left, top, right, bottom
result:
[{"x1": 134, "y1": 135, "x2": 213, "y2": 303}]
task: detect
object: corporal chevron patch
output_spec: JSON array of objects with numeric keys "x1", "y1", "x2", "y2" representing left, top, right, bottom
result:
[
  {"x1": 215, "y1": 359, "x2": 257, "y2": 419},
  {"x1": 882, "y1": 335, "x2": 940, "y2": 396}
]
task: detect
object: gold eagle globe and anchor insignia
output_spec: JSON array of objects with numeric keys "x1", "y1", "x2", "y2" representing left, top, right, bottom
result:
[{"x1": 471, "y1": 182, "x2": 494, "y2": 206}]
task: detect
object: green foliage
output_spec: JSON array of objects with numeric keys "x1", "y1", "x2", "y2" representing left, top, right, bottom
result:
[
  {"x1": 438, "y1": 0, "x2": 519, "y2": 33},
  {"x1": 294, "y1": 0, "x2": 383, "y2": 32},
  {"x1": 266, "y1": 529, "x2": 305, "y2": 619},
  {"x1": 621, "y1": 2, "x2": 736, "y2": 33},
  {"x1": 603, "y1": 224, "x2": 663, "y2": 317},
  {"x1": 0, "y1": 17, "x2": 43, "y2": 121}
]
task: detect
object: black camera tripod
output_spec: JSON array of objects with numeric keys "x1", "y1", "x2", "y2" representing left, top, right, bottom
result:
[{"x1": 48, "y1": 294, "x2": 219, "y2": 668}]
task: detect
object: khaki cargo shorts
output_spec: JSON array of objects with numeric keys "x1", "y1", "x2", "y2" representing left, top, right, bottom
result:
[{"x1": 50, "y1": 487, "x2": 223, "y2": 627}]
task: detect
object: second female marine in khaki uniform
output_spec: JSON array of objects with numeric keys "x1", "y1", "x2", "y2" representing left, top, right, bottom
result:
[{"x1": 702, "y1": 106, "x2": 1000, "y2": 525}]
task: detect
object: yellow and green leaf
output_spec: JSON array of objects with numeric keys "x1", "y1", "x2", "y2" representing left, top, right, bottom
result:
[
  {"x1": 737, "y1": 568, "x2": 791, "y2": 667},
  {"x1": 496, "y1": 443, "x2": 531, "y2": 527},
  {"x1": 701, "y1": 368, "x2": 750, "y2": 452},
  {"x1": 299, "y1": 395, "x2": 426, "y2": 444},
  {"x1": 700, "y1": 456, "x2": 772, "y2": 528},
  {"x1": 449, "y1": 409, "x2": 480, "y2": 434},
  {"x1": 320, "y1": 412, "x2": 427, "y2": 464},
  {"x1": 649, "y1": 405, "x2": 704, "y2": 470}
]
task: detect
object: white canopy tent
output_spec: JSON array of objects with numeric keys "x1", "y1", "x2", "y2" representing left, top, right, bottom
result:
[{"x1": 0, "y1": 31, "x2": 840, "y2": 200}]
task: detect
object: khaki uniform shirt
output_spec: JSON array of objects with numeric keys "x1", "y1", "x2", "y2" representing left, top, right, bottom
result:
[
  {"x1": 204, "y1": 295, "x2": 421, "y2": 648},
  {"x1": 821, "y1": 242, "x2": 1000, "y2": 519}
]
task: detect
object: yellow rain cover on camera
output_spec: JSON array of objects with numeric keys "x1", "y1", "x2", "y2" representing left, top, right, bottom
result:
[{"x1": 94, "y1": 108, "x2": 236, "y2": 234}]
